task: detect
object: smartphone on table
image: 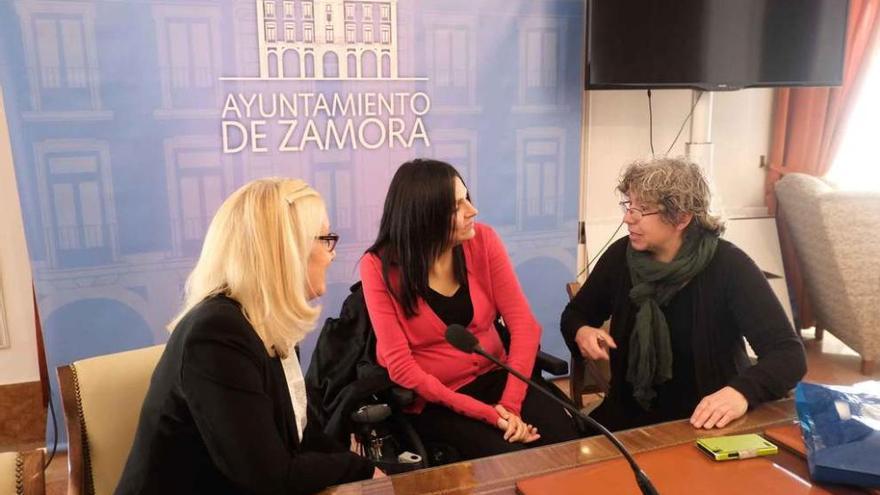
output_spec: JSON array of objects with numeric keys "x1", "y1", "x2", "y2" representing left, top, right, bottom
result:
[{"x1": 696, "y1": 433, "x2": 779, "y2": 461}]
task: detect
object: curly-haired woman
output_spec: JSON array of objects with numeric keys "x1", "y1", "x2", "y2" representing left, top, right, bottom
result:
[{"x1": 562, "y1": 158, "x2": 806, "y2": 432}]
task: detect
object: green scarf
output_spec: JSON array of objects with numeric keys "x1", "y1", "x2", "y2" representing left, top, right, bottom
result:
[{"x1": 626, "y1": 224, "x2": 718, "y2": 410}]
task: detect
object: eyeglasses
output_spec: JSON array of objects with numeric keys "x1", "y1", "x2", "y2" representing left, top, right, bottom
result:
[
  {"x1": 316, "y1": 233, "x2": 339, "y2": 251},
  {"x1": 619, "y1": 201, "x2": 661, "y2": 222}
]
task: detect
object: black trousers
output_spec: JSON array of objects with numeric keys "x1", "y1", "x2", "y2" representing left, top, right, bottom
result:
[{"x1": 406, "y1": 369, "x2": 581, "y2": 461}]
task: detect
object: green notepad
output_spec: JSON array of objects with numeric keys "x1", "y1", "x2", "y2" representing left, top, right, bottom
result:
[{"x1": 696, "y1": 433, "x2": 779, "y2": 461}]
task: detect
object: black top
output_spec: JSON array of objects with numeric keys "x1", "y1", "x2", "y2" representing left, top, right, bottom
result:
[
  {"x1": 561, "y1": 237, "x2": 806, "y2": 431},
  {"x1": 424, "y1": 284, "x2": 474, "y2": 327},
  {"x1": 115, "y1": 295, "x2": 373, "y2": 495}
]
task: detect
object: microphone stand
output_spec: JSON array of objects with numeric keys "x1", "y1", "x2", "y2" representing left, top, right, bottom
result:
[{"x1": 473, "y1": 346, "x2": 659, "y2": 495}]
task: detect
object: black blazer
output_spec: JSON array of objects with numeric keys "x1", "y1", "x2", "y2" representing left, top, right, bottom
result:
[{"x1": 116, "y1": 295, "x2": 373, "y2": 495}]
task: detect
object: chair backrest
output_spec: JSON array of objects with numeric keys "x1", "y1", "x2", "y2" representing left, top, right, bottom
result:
[
  {"x1": 57, "y1": 344, "x2": 165, "y2": 495},
  {"x1": 0, "y1": 451, "x2": 21, "y2": 495},
  {"x1": 0, "y1": 449, "x2": 45, "y2": 495},
  {"x1": 564, "y1": 281, "x2": 611, "y2": 408},
  {"x1": 775, "y1": 173, "x2": 880, "y2": 341},
  {"x1": 774, "y1": 173, "x2": 841, "y2": 317},
  {"x1": 565, "y1": 282, "x2": 581, "y2": 300}
]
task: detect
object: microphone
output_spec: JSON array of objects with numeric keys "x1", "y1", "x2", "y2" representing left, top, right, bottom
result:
[
  {"x1": 445, "y1": 323, "x2": 480, "y2": 353},
  {"x1": 445, "y1": 324, "x2": 659, "y2": 495}
]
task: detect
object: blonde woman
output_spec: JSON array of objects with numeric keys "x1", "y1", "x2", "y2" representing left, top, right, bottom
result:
[{"x1": 116, "y1": 179, "x2": 373, "y2": 495}]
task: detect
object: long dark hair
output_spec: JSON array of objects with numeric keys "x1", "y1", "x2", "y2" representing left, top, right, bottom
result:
[{"x1": 366, "y1": 159, "x2": 469, "y2": 318}]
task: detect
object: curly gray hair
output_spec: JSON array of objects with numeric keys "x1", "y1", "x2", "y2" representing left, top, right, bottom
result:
[{"x1": 617, "y1": 157, "x2": 724, "y2": 234}]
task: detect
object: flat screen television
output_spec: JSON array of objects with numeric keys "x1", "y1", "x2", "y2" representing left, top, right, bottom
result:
[{"x1": 586, "y1": 0, "x2": 850, "y2": 90}]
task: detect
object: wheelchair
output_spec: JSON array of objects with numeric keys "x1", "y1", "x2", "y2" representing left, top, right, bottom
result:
[{"x1": 305, "y1": 282, "x2": 573, "y2": 474}]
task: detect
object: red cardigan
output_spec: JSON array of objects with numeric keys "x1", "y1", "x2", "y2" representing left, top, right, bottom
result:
[{"x1": 359, "y1": 223, "x2": 541, "y2": 425}]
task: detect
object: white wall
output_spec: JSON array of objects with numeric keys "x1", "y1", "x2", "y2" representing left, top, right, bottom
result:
[
  {"x1": 0, "y1": 86, "x2": 40, "y2": 385},
  {"x1": 581, "y1": 88, "x2": 774, "y2": 265}
]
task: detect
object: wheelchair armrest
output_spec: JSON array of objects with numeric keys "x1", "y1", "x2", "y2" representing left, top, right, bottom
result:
[
  {"x1": 536, "y1": 350, "x2": 568, "y2": 376},
  {"x1": 351, "y1": 404, "x2": 392, "y2": 424},
  {"x1": 390, "y1": 386, "x2": 415, "y2": 407}
]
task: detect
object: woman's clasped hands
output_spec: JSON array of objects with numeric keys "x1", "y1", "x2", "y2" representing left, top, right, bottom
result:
[{"x1": 494, "y1": 404, "x2": 540, "y2": 443}]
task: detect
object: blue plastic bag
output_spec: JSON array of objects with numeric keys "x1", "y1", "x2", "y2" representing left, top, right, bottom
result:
[{"x1": 795, "y1": 381, "x2": 880, "y2": 488}]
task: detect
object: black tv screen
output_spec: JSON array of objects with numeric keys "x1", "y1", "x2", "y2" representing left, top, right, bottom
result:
[{"x1": 587, "y1": 0, "x2": 849, "y2": 90}]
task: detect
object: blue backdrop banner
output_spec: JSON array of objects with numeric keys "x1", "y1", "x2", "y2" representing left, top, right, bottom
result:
[{"x1": 0, "y1": 0, "x2": 584, "y2": 445}]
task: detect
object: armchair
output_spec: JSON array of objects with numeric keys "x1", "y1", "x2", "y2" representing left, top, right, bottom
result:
[
  {"x1": 775, "y1": 173, "x2": 880, "y2": 374},
  {"x1": 57, "y1": 345, "x2": 165, "y2": 495}
]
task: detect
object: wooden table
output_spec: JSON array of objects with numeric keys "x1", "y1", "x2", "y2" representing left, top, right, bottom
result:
[
  {"x1": 516, "y1": 424, "x2": 871, "y2": 494},
  {"x1": 327, "y1": 399, "x2": 809, "y2": 495}
]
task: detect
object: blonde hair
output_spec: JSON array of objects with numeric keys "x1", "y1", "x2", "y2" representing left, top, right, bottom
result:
[
  {"x1": 168, "y1": 178, "x2": 327, "y2": 358},
  {"x1": 618, "y1": 157, "x2": 725, "y2": 234}
]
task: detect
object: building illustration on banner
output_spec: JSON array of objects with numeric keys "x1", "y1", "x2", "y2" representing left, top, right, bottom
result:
[
  {"x1": 2, "y1": 0, "x2": 584, "y2": 446},
  {"x1": 258, "y1": 0, "x2": 398, "y2": 79},
  {"x1": 246, "y1": 0, "x2": 405, "y2": 80}
]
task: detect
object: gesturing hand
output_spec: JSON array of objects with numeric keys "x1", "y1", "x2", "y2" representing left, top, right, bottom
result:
[
  {"x1": 574, "y1": 325, "x2": 617, "y2": 360},
  {"x1": 690, "y1": 386, "x2": 748, "y2": 429},
  {"x1": 495, "y1": 404, "x2": 540, "y2": 443}
]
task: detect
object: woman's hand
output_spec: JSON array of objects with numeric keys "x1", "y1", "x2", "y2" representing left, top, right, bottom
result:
[
  {"x1": 574, "y1": 325, "x2": 617, "y2": 360},
  {"x1": 690, "y1": 386, "x2": 748, "y2": 429},
  {"x1": 373, "y1": 467, "x2": 386, "y2": 479},
  {"x1": 494, "y1": 404, "x2": 540, "y2": 443}
]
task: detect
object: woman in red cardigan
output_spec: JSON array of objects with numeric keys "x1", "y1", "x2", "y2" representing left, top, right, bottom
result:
[{"x1": 360, "y1": 159, "x2": 579, "y2": 461}]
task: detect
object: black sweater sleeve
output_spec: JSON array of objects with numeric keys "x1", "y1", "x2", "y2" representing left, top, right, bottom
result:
[
  {"x1": 181, "y1": 313, "x2": 373, "y2": 495},
  {"x1": 560, "y1": 238, "x2": 625, "y2": 355},
  {"x1": 721, "y1": 245, "x2": 807, "y2": 407}
]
